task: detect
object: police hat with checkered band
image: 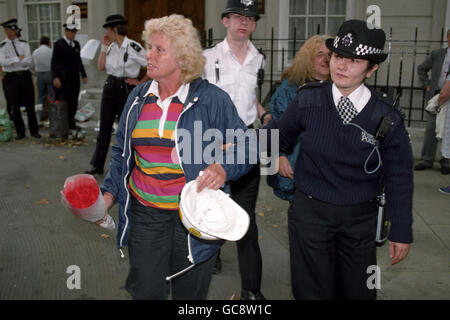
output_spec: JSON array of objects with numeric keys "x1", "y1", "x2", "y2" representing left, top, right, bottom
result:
[
  {"x1": 325, "y1": 19, "x2": 387, "y2": 64},
  {"x1": 222, "y1": 0, "x2": 260, "y2": 21}
]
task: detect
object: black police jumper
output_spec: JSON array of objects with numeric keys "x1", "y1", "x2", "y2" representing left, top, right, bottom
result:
[{"x1": 266, "y1": 81, "x2": 414, "y2": 299}]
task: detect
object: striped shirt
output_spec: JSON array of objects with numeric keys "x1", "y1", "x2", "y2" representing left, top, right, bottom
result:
[{"x1": 128, "y1": 82, "x2": 189, "y2": 210}]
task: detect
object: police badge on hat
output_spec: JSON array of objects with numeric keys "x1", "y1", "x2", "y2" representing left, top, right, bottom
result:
[
  {"x1": 222, "y1": 0, "x2": 260, "y2": 21},
  {"x1": 241, "y1": 0, "x2": 254, "y2": 6},
  {"x1": 325, "y1": 19, "x2": 387, "y2": 63}
]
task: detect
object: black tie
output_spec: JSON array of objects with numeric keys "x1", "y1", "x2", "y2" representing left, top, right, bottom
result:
[
  {"x1": 11, "y1": 40, "x2": 19, "y2": 57},
  {"x1": 336, "y1": 96, "x2": 358, "y2": 124}
]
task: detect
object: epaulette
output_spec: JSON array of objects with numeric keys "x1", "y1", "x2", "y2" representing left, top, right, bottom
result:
[
  {"x1": 203, "y1": 43, "x2": 217, "y2": 51},
  {"x1": 0, "y1": 41, "x2": 6, "y2": 48},
  {"x1": 130, "y1": 41, "x2": 142, "y2": 52},
  {"x1": 375, "y1": 90, "x2": 394, "y2": 107},
  {"x1": 375, "y1": 90, "x2": 407, "y2": 120},
  {"x1": 296, "y1": 80, "x2": 327, "y2": 93},
  {"x1": 19, "y1": 39, "x2": 27, "y2": 43}
]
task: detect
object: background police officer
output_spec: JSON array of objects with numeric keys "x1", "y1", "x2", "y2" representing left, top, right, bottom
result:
[
  {"x1": 51, "y1": 23, "x2": 87, "y2": 133},
  {"x1": 203, "y1": 0, "x2": 268, "y2": 300},
  {"x1": 86, "y1": 14, "x2": 147, "y2": 175},
  {"x1": 0, "y1": 19, "x2": 40, "y2": 139}
]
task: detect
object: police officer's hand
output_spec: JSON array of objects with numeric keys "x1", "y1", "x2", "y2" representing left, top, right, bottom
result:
[
  {"x1": 196, "y1": 163, "x2": 227, "y2": 192},
  {"x1": 18, "y1": 54, "x2": 25, "y2": 61},
  {"x1": 102, "y1": 35, "x2": 112, "y2": 46},
  {"x1": 82, "y1": 77, "x2": 88, "y2": 84},
  {"x1": 53, "y1": 77, "x2": 62, "y2": 88},
  {"x1": 278, "y1": 156, "x2": 293, "y2": 180},
  {"x1": 389, "y1": 241, "x2": 410, "y2": 265}
]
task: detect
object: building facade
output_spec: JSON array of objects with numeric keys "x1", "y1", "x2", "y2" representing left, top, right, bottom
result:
[{"x1": 1, "y1": 0, "x2": 450, "y2": 125}]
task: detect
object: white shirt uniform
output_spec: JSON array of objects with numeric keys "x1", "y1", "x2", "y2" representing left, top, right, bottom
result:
[
  {"x1": 203, "y1": 38, "x2": 264, "y2": 126},
  {"x1": 32, "y1": 44, "x2": 52, "y2": 72},
  {"x1": 105, "y1": 36, "x2": 147, "y2": 78},
  {"x1": 0, "y1": 38, "x2": 32, "y2": 72},
  {"x1": 332, "y1": 83, "x2": 372, "y2": 113}
]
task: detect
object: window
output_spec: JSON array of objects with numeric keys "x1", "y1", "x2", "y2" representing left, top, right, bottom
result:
[
  {"x1": 279, "y1": 0, "x2": 346, "y2": 59},
  {"x1": 19, "y1": 0, "x2": 63, "y2": 52}
]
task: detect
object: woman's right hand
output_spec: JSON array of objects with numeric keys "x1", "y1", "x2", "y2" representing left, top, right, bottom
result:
[
  {"x1": 96, "y1": 192, "x2": 115, "y2": 225},
  {"x1": 278, "y1": 156, "x2": 293, "y2": 180},
  {"x1": 102, "y1": 35, "x2": 112, "y2": 46}
]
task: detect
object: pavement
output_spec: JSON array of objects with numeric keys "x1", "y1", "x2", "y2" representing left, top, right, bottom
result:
[{"x1": 0, "y1": 122, "x2": 449, "y2": 300}]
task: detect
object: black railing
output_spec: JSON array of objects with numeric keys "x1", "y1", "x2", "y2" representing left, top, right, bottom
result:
[{"x1": 205, "y1": 26, "x2": 447, "y2": 127}]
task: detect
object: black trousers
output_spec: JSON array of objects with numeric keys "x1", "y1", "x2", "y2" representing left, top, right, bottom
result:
[
  {"x1": 90, "y1": 76, "x2": 132, "y2": 171},
  {"x1": 289, "y1": 190, "x2": 377, "y2": 300},
  {"x1": 230, "y1": 163, "x2": 263, "y2": 291},
  {"x1": 59, "y1": 72, "x2": 80, "y2": 130},
  {"x1": 126, "y1": 196, "x2": 217, "y2": 300},
  {"x1": 3, "y1": 71, "x2": 39, "y2": 136}
]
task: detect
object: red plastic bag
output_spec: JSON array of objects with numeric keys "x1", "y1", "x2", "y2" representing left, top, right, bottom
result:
[{"x1": 61, "y1": 174, "x2": 114, "y2": 229}]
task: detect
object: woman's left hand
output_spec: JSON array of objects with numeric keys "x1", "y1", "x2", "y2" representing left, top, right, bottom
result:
[{"x1": 196, "y1": 163, "x2": 226, "y2": 192}]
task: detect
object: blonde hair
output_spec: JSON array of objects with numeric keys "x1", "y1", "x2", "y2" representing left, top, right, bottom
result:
[
  {"x1": 282, "y1": 34, "x2": 333, "y2": 85},
  {"x1": 142, "y1": 14, "x2": 205, "y2": 84}
]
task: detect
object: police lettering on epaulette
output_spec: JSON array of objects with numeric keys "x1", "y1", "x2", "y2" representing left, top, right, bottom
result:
[{"x1": 130, "y1": 42, "x2": 142, "y2": 53}]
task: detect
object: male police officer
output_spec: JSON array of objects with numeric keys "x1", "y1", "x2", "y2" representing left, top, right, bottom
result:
[
  {"x1": 0, "y1": 19, "x2": 40, "y2": 139},
  {"x1": 51, "y1": 23, "x2": 87, "y2": 132},
  {"x1": 203, "y1": 0, "x2": 268, "y2": 300}
]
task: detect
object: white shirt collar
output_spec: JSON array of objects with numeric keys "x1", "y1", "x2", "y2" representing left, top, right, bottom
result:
[
  {"x1": 64, "y1": 36, "x2": 74, "y2": 46},
  {"x1": 332, "y1": 83, "x2": 371, "y2": 113},
  {"x1": 112, "y1": 36, "x2": 129, "y2": 50},
  {"x1": 222, "y1": 37, "x2": 258, "y2": 63},
  {"x1": 145, "y1": 81, "x2": 190, "y2": 105}
]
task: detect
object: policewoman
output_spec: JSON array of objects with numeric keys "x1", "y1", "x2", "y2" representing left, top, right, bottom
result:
[
  {"x1": 0, "y1": 19, "x2": 40, "y2": 139},
  {"x1": 266, "y1": 20, "x2": 413, "y2": 299},
  {"x1": 86, "y1": 15, "x2": 147, "y2": 175}
]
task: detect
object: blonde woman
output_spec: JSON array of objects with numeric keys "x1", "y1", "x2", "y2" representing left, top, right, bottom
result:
[
  {"x1": 101, "y1": 14, "x2": 255, "y2": 299},
  {"x1": 268, "y1": 35, "x2": 332, "y2": 201}
]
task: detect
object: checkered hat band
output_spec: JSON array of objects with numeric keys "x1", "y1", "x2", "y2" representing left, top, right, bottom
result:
[{"x1": 354, "y1": 44, "x2": 383, "y2": 56}]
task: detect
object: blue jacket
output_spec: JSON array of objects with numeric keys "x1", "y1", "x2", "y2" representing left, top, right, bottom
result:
[
  {"x1": 267, "y1": 79, "x2": 301, "y2": 202},
  {"x1": 101, "y1": 78, "x2": 256, "y2": 252}
]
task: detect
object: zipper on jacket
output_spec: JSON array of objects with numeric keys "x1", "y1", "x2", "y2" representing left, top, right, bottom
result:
[
  {"x1": 119, "y1": 96, "x2": 140, "y2": 257},
  {"x1": 174, "y1": 97, "x2": 198, "y2": 176}
]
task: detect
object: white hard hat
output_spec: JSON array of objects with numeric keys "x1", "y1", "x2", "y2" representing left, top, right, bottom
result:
[{"x1": 179, "y1": 179, "x2": 250, "y2": 241}]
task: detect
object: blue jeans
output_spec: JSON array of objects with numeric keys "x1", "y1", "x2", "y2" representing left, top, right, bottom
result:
[{"x1": 36, "y1": 72, "x2": 52, "y2": 119}]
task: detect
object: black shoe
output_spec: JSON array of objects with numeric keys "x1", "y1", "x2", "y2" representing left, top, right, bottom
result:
[
  {"x1": 15, "y1": 134, "x2": 25, "y2": 140},
  {"x1": 241, "y1": 289, "x2": 266, "y2": 300},
  {"x1": 441, "y1": 167, "x2": 450, "y2": 175},
  {"x1": 414, "y1": 163, "x2": 432, "y2": 171},
  {"x1": 85, "y1": 167, "x2": 104, "y2": 175},
  {"x1": 212, "y1": 255, "x2": 222, "y2": 275},
  {"x1": 31, "y1": 133, "x2": 41, "y2": 139}
]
